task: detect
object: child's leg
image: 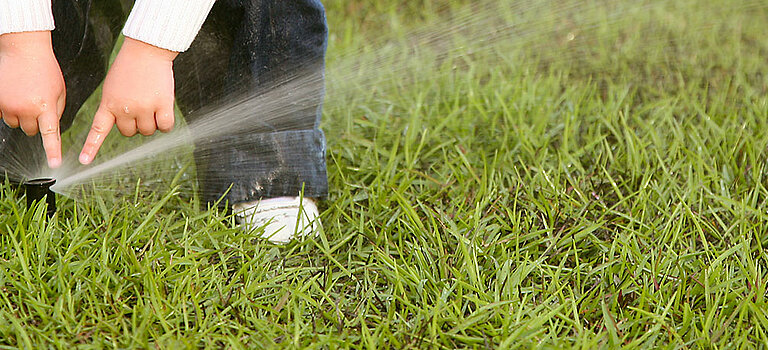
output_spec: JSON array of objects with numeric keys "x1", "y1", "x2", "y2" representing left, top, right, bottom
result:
[
  {"x1": 174, "y1": 0, "x2": 329, "y2": 206},
  {"x1": 0, "y1": 0, "x2": 123, "y2": 180}
]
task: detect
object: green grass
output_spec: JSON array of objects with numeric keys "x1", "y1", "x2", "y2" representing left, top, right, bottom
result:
[{"x1": 2, "y1": 0, "x2": 768, "y2": 347}]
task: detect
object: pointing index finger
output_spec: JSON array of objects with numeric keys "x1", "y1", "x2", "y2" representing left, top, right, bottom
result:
[
  {"x1": 79, "y1": 107, "x2": 115, "y2": 165},
  {"x1": 38, "y1": 111, "x2": 61, "y2": 169}
]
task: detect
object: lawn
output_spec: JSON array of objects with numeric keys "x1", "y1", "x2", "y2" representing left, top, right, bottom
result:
[{"x1": 1, "y1": 0, "x2": 768, "y2": 347}]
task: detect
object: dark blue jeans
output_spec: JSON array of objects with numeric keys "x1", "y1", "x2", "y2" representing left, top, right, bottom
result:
[{"x1": 0, "y1": 0, "x2": 329, "y2": 205}]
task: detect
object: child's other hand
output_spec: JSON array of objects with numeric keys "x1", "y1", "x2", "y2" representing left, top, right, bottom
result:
[
  {"x1": 79, "y1": 37, "x2": 178, "y2": 165},
  {"x1": 0, "y1": 31, "x2": 66, "y2": 169}
]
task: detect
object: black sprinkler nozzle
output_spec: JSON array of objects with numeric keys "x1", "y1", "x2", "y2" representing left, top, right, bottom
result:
[{"x1": 24, "y1": 178, "x2": 56, "y2": 218}]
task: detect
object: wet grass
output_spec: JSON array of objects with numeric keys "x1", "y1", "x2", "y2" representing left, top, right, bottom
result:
[{"x1": 1, "y1": 0, "x2": 768, "y2": 347}]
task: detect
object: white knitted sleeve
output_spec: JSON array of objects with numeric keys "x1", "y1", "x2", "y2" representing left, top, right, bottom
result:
[
  {"x1": 0, "y1": 0, "x2": 55, "y2": 36},
  {"x1": 123, "y1": 0, "x2": 216, "y2": 52}
]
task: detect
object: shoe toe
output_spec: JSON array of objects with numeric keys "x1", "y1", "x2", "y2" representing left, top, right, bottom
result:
[{"x1": 234, "y1": 197, "x2": 319, "y2": 243}]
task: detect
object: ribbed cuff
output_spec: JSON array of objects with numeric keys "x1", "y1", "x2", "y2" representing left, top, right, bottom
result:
[
  {"x1": 0, "y1": 0, "x2": 55, "y2": 36},
  {"x1": 122, "y1": 0, "x2": 215, "y2": 52}
]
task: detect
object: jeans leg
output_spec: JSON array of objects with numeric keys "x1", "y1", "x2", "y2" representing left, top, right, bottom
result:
[
  {"x1": 175, "y1": 0, "x2": 329, "y2": 206},
  {"x1": 0, "y1": 0, "x2": 122, "y2": 181}
]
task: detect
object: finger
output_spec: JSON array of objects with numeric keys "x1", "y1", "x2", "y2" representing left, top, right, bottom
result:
[
  {"x1": 79, "y1": 108, "x2": 115, "y2": 164},
  {"x1": 155, "y1": 107, "x2": 175, "y2": 133},
  {"x1": 38, "y1": 111, "x2": 61, "y2": 168},
  {"x1": 115, "y1": 115, "x2": 137, "y2": 137},
  {"x1": 19, "y1": 115, "x2": 39, "y2": 136},
  {"x1": 2, "y1": 114, "x2": 19, "y2": 128},
  {"x1": 137, "y1": 113, "x2": 156, "y2": 136}
]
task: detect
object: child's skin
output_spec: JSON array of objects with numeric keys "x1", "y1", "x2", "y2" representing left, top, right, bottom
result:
[{"x1": 0, "y1": 31, "x2": 177, "y2": 169}]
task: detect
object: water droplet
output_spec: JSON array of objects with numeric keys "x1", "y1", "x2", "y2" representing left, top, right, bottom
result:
[{"x1": 123, "y1": 106, "x2": 130, "y2": 114}]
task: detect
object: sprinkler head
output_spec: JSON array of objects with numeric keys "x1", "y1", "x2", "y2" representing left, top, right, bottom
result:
[{"x1": 24, "y1": 178, "x2": 56, "y2": 218}]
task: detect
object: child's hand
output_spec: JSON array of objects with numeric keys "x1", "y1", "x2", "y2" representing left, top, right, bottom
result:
[
  {"x1": 0, "y1": 31, "x2": 66, "y2": 169},
  {"x1": 79, "y1": 37, "x2": 178, "y2": 165}
]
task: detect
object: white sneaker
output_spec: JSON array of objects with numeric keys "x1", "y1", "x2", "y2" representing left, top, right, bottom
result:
[{"x1": 233, "y1": 196, "x2": 320, "y2": 243}]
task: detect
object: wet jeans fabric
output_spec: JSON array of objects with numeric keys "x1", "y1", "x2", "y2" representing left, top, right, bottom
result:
[{"x1": 0, "y1": 0, "x2": 329, "y2": 205}]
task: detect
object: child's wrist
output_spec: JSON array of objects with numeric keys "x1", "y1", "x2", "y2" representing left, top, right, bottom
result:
[
  {"x1": 0, "y1": 31, "x2": 54, "y2": 56},
  {"x1": 120, "y1": 37, "x2": 179, "y2": 62}
]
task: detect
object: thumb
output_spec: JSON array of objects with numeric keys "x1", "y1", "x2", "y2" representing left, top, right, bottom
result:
[{"x1": 79, "y1": 107, "x2": 115, "y2": 165}]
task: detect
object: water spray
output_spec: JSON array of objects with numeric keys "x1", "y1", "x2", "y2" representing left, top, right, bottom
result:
[
  {"x1": 24, "y1": 178, "x2": 56, "y2": 218},
  {"x1": 1, "y1": 0, "x2": 763, "y2": 202}
]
